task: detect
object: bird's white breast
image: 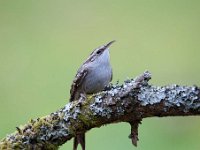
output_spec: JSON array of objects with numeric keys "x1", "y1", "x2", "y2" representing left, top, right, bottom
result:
[{"x1": 83, "y1": 49, "x2": 112, "y2": 93}]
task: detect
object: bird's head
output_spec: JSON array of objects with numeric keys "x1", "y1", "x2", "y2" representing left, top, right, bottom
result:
[{"x1": 87, "y1": 40, "x2": 115, "y2": 64}]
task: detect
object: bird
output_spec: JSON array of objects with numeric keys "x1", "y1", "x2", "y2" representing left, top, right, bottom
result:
[{"x1": 70, "y1": 41, "x2": 115, "y2": 150}]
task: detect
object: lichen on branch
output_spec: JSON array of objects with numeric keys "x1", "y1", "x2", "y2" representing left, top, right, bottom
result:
[{"x1": 0, "y1": 71, "x2": 200, "y2": 149}]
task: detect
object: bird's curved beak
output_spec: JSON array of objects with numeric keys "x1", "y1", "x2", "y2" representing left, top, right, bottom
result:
[{"x1": 104, "y1": 40, "x2": 115, "y2": 49}]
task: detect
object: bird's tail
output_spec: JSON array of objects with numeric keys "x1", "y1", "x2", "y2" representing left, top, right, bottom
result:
[{"x1": 73, "y1": 134, "x2": 85, "y2": 150}]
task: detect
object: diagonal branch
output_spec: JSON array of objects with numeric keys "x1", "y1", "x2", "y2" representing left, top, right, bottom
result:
[{"x1": 0, "y1": 71, "x2": 200, "y2": 149}]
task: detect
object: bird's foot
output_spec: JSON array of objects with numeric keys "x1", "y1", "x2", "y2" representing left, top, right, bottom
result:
[{"x1": 79, "y1": 93, "x2": 86, "y2": 102}]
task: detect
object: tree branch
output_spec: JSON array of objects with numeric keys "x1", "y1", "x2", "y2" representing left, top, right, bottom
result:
[{"x1": 0, "y1": 71, "x2": 200, "y2": 149}]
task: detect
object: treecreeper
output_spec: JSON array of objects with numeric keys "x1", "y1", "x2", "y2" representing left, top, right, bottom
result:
[{"x1": 70, "y1": 41, "x2": 115, "y2": 150}]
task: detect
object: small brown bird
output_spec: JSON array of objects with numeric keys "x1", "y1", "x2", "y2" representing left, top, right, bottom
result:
[{"x1": 70, "y1": 41, "x2": 115, "y2": 150}]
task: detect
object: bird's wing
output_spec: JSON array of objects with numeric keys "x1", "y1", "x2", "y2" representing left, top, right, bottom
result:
[{"x1": 70, "y1": 66, "x2": 88, "y2": 102}]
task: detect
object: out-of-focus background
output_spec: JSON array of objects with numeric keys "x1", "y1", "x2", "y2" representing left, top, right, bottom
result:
[{"x1": 0, "y1": 0, "x2": 200, "y2": 149}]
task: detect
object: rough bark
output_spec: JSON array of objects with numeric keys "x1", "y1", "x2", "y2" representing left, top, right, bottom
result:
[{"x1": 0, "y1": 71, "x2": 200, "y2": 149}]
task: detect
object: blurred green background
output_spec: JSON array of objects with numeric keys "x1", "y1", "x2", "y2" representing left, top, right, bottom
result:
[{"x1": 1, "y1": 0, "x2": 200, "y2": 149}]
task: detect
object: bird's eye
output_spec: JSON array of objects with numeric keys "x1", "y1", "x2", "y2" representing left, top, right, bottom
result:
[{"x1": 96, "y1": 50, "x2": 101, "y2": 54}]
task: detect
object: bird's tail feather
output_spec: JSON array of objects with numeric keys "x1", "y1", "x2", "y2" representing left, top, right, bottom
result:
[{"x1": 73, "y1": 134, "x2": 85, "y2": 150}]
